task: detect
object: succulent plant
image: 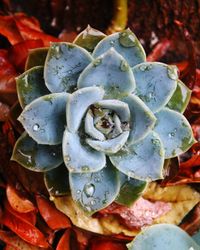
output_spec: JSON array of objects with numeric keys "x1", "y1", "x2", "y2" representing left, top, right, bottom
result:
[
  {"x1": 127, "y1": 224, "x2": 200, "y2": 250},
  {"x1": 12, "y1": 26, "x2": 195, "y2": 214}
]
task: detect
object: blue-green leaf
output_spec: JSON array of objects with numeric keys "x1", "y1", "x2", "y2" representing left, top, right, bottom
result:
[
  {"x1": 11, "y1": 132, "x2": 63, "y2": 172},
  {"x1": 115, "y1": 172, "x2": 147, "y2": 206},
  {"x1": 18, "y1": 93, "x2": 69, "y2": 145},
  {"x1": 16, "y1": 66, "x2": 50, "y2": 108},
  {"x1": 93, "y1": 28, "x2": 146, "y2": 67},
  {"x1": 25, "y1": 47, "x2": 49, "y2": 70},
  {"x1": 95, "y1": 99, "x2": 130, "y2": 122},
  {"x1": 154, "y1": 108, "x2": 196, "y2": 158},
  {"x1": 67, "y1": 87, "x2": 104, "y2": 133},
  {"x1": 62, "y1": 129, "x2": 106, "y2": 173},
  {"x1": 86, "y1": 131, "x2": 129, "y2": 154},
  {"x1": 127, "y1": 224, "x2": 200, "y2": 250},
  {"x1": 73, "y1": 25, "x2": 106, "y2": 52},
  {"x1": 133, "y1": 62, "x2": 177, "y2": 113},
  {"x1": 85, "y1": 110, "x2": 106, "y2": 141},
  {"x1": 44, "y1": 42, "x2": 92, "y2": 93},
  {"x1": 167, "y1": 79, "x2": 192, "y2": 113},
  {"x1": 44, "y1": 164, "x2": 70, "y2": 196},
  {"x1": 69, "y1": 161, "x2": 120, "y2": 215},
  {"x1": 123, "y1": 94, "x2": 156, "y2": 144},
  {"x1": 193, "y1": 230, "x2": 200, "y2": 246},
  {"x1": 110, "y1": 131, "x2": 165, "y2": 181},
  {"x1": 78, "y1": 48, "x2": 135, "y2": 98}
]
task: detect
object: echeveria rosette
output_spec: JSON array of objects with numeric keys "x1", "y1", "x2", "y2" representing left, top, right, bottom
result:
[{"x1": 11, "y1": 26, "x2": 195, "y2": 215}]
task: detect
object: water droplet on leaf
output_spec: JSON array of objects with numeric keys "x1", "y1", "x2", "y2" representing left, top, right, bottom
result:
[
  {"x1": 84, "y1": 183, "x2": 95, "y2": 197},
  {"x1": 120, "y1": 60, "x2": 129, "y2": 71},
  {"x1": 93, "y1": 58, "x2": 102, "y2": 67},
  {"x1": 33, "y1": 124, "x2": 40, "y2": 131},
  {"x1": 167, "y1": 66, "x2": 178, "y2": 80}
]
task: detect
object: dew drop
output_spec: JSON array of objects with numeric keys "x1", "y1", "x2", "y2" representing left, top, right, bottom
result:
[
  {"x1": 68, "y1": 70, "x2": 72, "y2": 74},
  {"x1": 148, "y1": 91, "x2": 154, "y2": 99},
  {"x1": 167, "y1": 66, "x2": 178, "y2": 80},
  {"x1": 33, "y1": 124, "x2": 40, "y2": 131},
  {"x1": 139, "y1": 64, "x2": 152, "y2": 71},
  {"x1": 120, "y1": 60, "x2": 129, "y2": 71},
  {"x1": 151, "y1": 139, "x2": 160, "y2": 145},
  {"x1": 81, "y1": 166, "x2": 90, "y2": 172},
  {"x1": 84, "y1": 183, "x2": 95, "y2": 197},
  {"x1": 64, "y1": 155, "x2": 71, "y2": 162},
  {"x1": 119, "y1": 30, "x2": 136, "y2": 47},
  {"x1": 94, "y1": 177, "x2": 101, "y2": 183},
  {"x1": 93, "y1": 58, "x2": 102, "y2": 67},
  {"x1": 54, "y1": 45, "x2": 61, "y2": 59},
  {"x1": 90, "y1": 199, "x2": 96, "y2": 206},
  {"x1": 110, "y1": 40, "x2": 115, "y2": 46},
  {"x1": 76, "y1": 190, "x2": 81, "y2": 194}
]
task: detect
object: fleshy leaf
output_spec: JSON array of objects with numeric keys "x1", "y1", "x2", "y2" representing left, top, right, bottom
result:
[
  {"x1": 110, "y1": 131, "x2": 165, "y2": 181},
  {"x1": 11, "y1": 132, "x2": 63, "y2": 172},
  {"x1": 127, "y1": 224, "x2": 200, "y2": 250},
  {"x1": 73, "y1": 25, "x2": 106, "y2": 52},
  {"x1": 69, "y1": 161, "x2": 120, "y2": 215},
  {"x1": 62, "y1": 129, "x2": 106, "y2": 173},
  {"x1": 92, "y1": 28, "x2": 146, "y2": 67},
  {"x1": 193, "y1": 230, "x2": 200, "y2": 246},
  {"x1": 44, "y1": 42, "x2": 92, "y2": 93},
  {"x1": 78, "y1": 48, "x2": 135, "y2": 98},
  {"x1": 16, "y1": 66, "x2": 50, "y2": 108},
  {"x1": 44, "y1": 164, "x2": 70, "y2": 196},
  {"x1": 18, "y1": 93, "x2": 69, "y2": 145},
  {"x1": 67, "y1": 86, "x2": 104, "y2": 133},
  {"x1": 86, "y1": 131, "x2": 129, "y2": 154},
  {"x1": 167, "y1": 79, "x2": 192, "y2": 113},
  {"x1": 154, "y1": 108, "x2": 195, "y2": 158},
  {"x1": 95, "y1": 99, "x2": 130, "y2": 122},
  {"x1": 85, "y1": 110, "x2": 105, "y2": 141},
  {"x1": 25, "y1": 47, "x2": 49, "y2": 70},
  {"x1": 123, "y1": 94, "x2": 156, "y2": 144},
  {"x1": 133, "y1": 62, "x2": 178, "y2": 113},
  {"x1": 115, "y1": 172, "x2": 147, "y2": 207}
]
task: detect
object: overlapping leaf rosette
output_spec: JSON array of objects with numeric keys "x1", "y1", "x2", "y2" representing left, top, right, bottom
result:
[{"x1": 12, "y1": 27, "x2": 195, "y2": 214}]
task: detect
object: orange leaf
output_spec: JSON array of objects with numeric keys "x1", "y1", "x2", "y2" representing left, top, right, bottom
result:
[
  {"x1": 1, "y1": 209, "x2": 49, "y2": 248},
  {"x1": 6, "y1": 184, "x2": 36, "y2": 213},
  {"x1": 0, "y1": 230, "x2": 50, "y2": 250},
  {"x1": 56, "y1": 229, "x2": 71, "y2": 250},
  {"x1": 36, "y1": 195, "x2": 71, "y2": 230}
]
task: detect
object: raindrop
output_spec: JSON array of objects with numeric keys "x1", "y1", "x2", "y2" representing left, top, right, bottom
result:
[
  {"x1": 68, "y1": 70, "x2": 72, "y2": 74},
  {"x1": 64, "y1": 155, "x2": 71, "y2": 162},
  {"x1": 139, "y1": 64, "x2": 152, "y2": 71},
  {"x1": 119, "y1": 30, "x2": 136, "y2": 47},
  {"x1": 110, "y1": 40, "x2": 115, "y2": 46},
  {"x1": 51, "y1": 152, "x2": 56, "y2": 157},
  {"x1": 84, "y1": 183, "x2": 95, "y2": 197},
  {"x1": 120, "y1": 60, "x2": 129, "y2": 71},
  {"x1": 90, "y1": 199, "x2": 96, "y2": 206},
  {"x1": 33, "y1": 124, "x2": 40, "y2": 131},
  {"x1": 93, "y1": 58, "x2": 102, "y2": 67},
  {"x1": 76, "y1": 190, "x2": 81, "y2": 194},
  {"x1": 167, "y1": 66, "x2": 178, "y2": 80},
  {"x1": 94, "y1": 177, "x2": 101, "y2": 183},
  {"x1": 54, "y1": 45, "x2": 61, "y2": 59},
  {"x1": 148, "y1": 91, "x2": 154, "y2": 99},
  {"x1": 81, "y1": 166, "x2": 90, "y2": 172},
  {"x1": 151, "y1": 139, "x2": 160, "y2": 145}
]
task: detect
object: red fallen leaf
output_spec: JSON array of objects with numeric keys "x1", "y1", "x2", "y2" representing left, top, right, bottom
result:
[
  {"x1": 147, "y1": 39, "x2": 172, "y2": 62},
  {"x1": 0, "y1": 50, "x2": 17, "y2": 106},
  {"x1": 98, "y1": 198, "x2": 171, "y2": 230},
  {"x1": 4, "y1": 200, "x2": 36, "y2": 226},
  {"x1": 14, "y1": 13, "x2": 42, "y2": 32},
  {"x1": 56, "y1": 229, "x2": 71, "y2": 250},
  {"x1": 179, "y1": 143, "x2": 200, "y2": 169},
  {"x1": 15, "y1": 18, "x2": 60, "y2": 47},
  {"x1": 36, "y1": 216, "x2": 55, "y2": 246},
  {"x1": 174, "y1": 20, "x2": 196, "y2": 90},
  {"x1": 0, "y1": 230, "x2": 50, "y2": 250},
  {"x1": 6, "y1": 184, "x2": 36, "y2": 213},
  {"x1": 9, "y1": 39, "x2": 44, "y2": 71},
  {"x1": 0, "y1": 15, "x2": 24, "y2": 45},
  {"x1": 90, "y1": 239, "x2": 127, "y2": 250},
  {"x1": 1, "y1": 209, "x2": 49, "y2": 248},
  {"x1": 0, "y1": 102, "x2": 10, "y2": 122},
  {"x1": 73, "y1": 228, "x2": 91, "y2": 250},
  {"x1": 35, "y1": 195, "x2": 71, "y2": 230},
  {"x1": 2, "y1": 121, "x2": 16, "y2": 147},
  {"x1": 180, "y1": 202, "x2": 200, "y2": 235}
]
